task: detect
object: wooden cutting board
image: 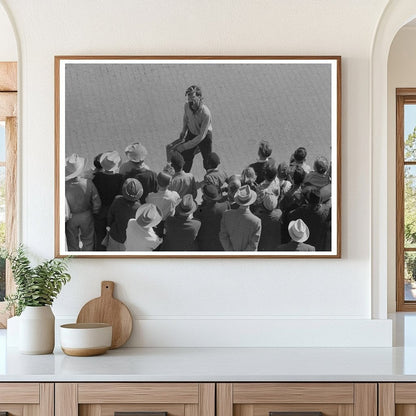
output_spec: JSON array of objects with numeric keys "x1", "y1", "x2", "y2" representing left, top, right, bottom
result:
[{"x1": 76, "y1": 281, "x2": 133, "y2": 349}]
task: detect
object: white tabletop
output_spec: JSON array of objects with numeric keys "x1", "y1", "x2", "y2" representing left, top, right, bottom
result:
[
  {"x1": 2, "y1": 313, "x2": 416, "y2": 382},
  {"x1": 2, "y1": 345, "x2": 416, "y2": 382}
]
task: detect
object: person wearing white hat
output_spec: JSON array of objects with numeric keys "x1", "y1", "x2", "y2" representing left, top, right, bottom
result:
[
  {"x1": 276, "y1": 219, "x2": 315, "y2": 251},
  {"x1": 119, "y1": 142, "x2": 158, "y2": 204},
  {"x1": 287, "y1": 187, "x2": 330, "y2": 251},
  {"x1": 65, "y1": 153, "x2": 101, "y2": 251},
  {"x1": 92, "y1": 151, "x2": 124, "y2": 250},
  {"x1": 219, "y1": 185, "x2": 262, "y2": 251},
  {"x1": 125, "y1": 203, "x2": 163, "y2": 251},
  {"x1": 119, "y1": 142, "x2": 152, "y2": 178}
]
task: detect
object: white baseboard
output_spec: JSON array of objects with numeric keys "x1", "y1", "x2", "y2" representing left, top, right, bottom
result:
[{"x1": 51, "y1": 317, "x2": 393, "y2": 348}]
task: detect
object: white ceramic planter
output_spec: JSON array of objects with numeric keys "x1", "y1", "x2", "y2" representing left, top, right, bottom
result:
[{"x1": 19, "y1": 305, "x2": 55, "y2": 354}]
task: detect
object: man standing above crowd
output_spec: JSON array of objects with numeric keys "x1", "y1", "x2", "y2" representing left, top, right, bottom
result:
[{"x1": 175, "y1": 85, "x2": 213, "y2": 173}]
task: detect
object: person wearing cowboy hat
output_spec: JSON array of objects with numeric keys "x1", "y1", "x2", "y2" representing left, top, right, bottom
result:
[
  {"x1": 92, "y1": 150, "x2": 124, "y2": 250},
  {"x1": 125, "y1": 203, "x2": 163, "y2": 251},
  {"x1": 174, "y1": 85, "x2": 213, "y2": 173},
  {"x1": 106, "y1": 178, "x2": 143, "y2": 251},
  {"x1": 65, "y1": 153, "x2": 101, "y2": 251},
  {"x1": 194, "y1": 184, "x2": 231, "y2": 251},
  {"x1": 161, "y1": 194, "x2": 201, "y2": 251},
  {"x1": 119, "y1": 142, "x2": 150, "y2": 177},
  {"x1": 119, "y1": 142, "x2": 158, "y2": 204},
  {"x1": 276, "y1": 219, "x2": 315, "y2": 251},
  {"x1": 219, "y1": 185, "x2": 262, "y2": 251}
]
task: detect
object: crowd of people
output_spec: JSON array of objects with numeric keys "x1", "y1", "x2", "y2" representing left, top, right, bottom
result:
[
  {"x1": 64, "y1": 139, "x2": 332, "y2": 252},
  {"x1": 64, "y1": 84, "x2": 332, "y2": 253}
]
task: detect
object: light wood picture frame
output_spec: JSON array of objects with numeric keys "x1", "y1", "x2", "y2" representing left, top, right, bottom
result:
[{"x1": 55, "y1": 56, "x2": 341, "y2": 258}]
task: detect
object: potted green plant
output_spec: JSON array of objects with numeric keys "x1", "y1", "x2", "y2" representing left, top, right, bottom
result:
[{"x1": 4, "y1": 245, "x2": 71, "y2": 354}]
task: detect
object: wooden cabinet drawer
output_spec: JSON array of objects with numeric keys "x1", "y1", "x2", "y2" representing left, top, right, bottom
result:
[
  {"x1": 56, "y1": 383, "x2": 215, "y2": 416},
  {"x1": 0, "y1": 383, "x2": 53, "y2": 415},
  {"x1": 378, "y1": 383, "x2": 416, "y2": 415},
  {"x1": 217, "y1": 383, "x2": 377, "y2": 416}
]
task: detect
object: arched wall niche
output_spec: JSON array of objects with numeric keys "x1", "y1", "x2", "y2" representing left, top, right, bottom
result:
[{"x1": 371, "y1": 0, "x2": 416, "y2": 318}]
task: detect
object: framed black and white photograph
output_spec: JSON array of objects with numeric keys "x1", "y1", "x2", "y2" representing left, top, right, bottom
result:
[{"x1": 55, "y1": 56, "x2": 341, "y2": 258}]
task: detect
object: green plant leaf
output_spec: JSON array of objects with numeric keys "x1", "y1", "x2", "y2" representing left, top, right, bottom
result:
[{"x1": 4, "y1": 245, "x2": 71, "y2": 315}]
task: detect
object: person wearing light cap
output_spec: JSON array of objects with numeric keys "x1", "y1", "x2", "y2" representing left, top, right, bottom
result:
[
  {"x1": 106, "y1": 178, "x2": 143, "y2": 251},
  {"x1": 65, "y1": 153, "x2": 101, "y2": 251},
  {"x1": 276, "y1": 219, "x2": 315, "y2": 251},
  {"x1": 118, "y1": 142, "x2": 158, "y2": 204},
  {"x1": 119, "y1": 142, "x2": 150, "y2": 177},
  {"x1": 125, "y1": 203, "x2": 163, "y2": 251},
  {"x1": 219, "y1": 185, "x2": 262, "y2": 251}
]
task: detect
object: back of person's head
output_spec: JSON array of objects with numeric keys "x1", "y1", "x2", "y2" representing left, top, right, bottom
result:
[
  {"x1": 294, "y1": 147, "x2": 307, "y2": 162},
  {"x1": 206, "y1": 152, "x2": 220, "y2": 169},
  {"x1": 277, "y1": 162, "x2": 290, "y2": 180},
  {"x1": 263, "y1": 192, "x2": 278, "y2": 211},
  {"x1": 264, "y1": 158, "x2": 278, "y2": 182},
  {"x1": 307, "y1": 187, "x2": 321, "y2": 205},
  {"x1": 314, "y1": 156, "x2": 329, "y2": 174},
  {"x1": 162, "y1": 163, "x2": 175, "y2": 176},
  {"x1": 293, "y1": 166, "x2": 306, "y2": 185},
  {"x1": 227, "y1": 175, "x2": 241, "y2": 195},
  {"x1": 170, "y1": 151, "x2": 185, "y2": 172},
  {"x1": 241, "y1": 166, "x2": 257, "y2": 186},
  {"x1": 157, "y1": 171, "x2": 171, "y2": 188},
  {"x1": 258, "y1": 140, "x2": 272, "y2": 159},
  {"x1": 93, "y1": 153, "x2": 103, "y2": 170},
  {"x1": 185, "y1": 85, "x2": 202, "y2": 97}
]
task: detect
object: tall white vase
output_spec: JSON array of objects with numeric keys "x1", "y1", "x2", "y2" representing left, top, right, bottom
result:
[{"x1": 19, "y1": 306, "x2": 55, "y2": 354}]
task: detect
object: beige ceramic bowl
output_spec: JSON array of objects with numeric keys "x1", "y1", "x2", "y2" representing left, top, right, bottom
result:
[{"x1": 60, "y1": 323, "x2": 112, "y2": 356}]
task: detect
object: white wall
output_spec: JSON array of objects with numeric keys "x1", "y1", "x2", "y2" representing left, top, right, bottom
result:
[
  {"x1": 0, "y1": 3, "x2": 16, "y2": 61},
  {"x1": 0, "y1": 0, "x2": 394, "y2": 347},
  {"x1": 387, "y1": 26, "x2": 416, "y2": 312}
]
